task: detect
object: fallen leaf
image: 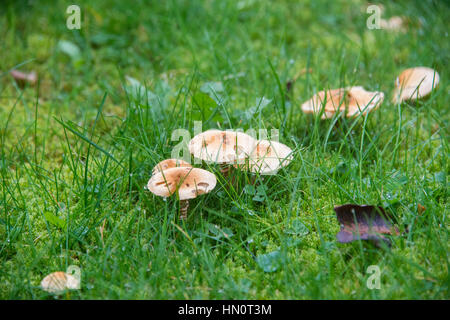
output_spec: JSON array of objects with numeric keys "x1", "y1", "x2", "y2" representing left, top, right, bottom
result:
[
  {"x1": 10, "y1": 70, "x2": 37, "y2": 87},
  {"x1": 334, "y1": 204, "x2": 399, "y2": 246}
]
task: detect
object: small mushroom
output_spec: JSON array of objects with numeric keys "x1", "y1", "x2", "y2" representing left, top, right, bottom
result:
[
  {"x1": 380, "y1": 16, "x2": 407, "y2": 32},
  {"x1": 392, "y1": 67, "x2": 440, "y2": 103},
  {"x1": 10, "y1": 70, "x2": 37, "y2": 87},
  {"x1": 147, "y1": 167, "x2": 217, "y2": 219},
  {"x1": 40, "y1": 271, "x2": 80, "y2": 295},
  {"x1": 301, "y1": 86, "x2": 384, "y2": 119},
  {"x1": 236, "y1": 140, "x2": 293, "y2": 175},
  {"x1": 346, "y1": 86, "x2": 385, "y2": 117},
  {"x1": 152, "y1": 158, "x2": 192, "y2": 175},
  {"x1": 188, "y1": 130, "x2": 256, "y2": 175}
]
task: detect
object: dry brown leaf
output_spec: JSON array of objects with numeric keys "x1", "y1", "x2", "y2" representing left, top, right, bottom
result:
[{"x1": 334, "y1": 204, "x2": 400, "y2": 247}]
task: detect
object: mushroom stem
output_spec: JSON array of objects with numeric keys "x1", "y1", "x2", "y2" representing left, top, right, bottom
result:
[
  {"x1": 220, "y1": 164, "x2": 231, "y2": 176},
  {"x1": 179, "y1": 200, "x2": 189, "y2": 220}
]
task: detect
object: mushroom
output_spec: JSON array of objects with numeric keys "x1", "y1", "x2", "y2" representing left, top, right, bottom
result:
[
  {"x1": 301, "y1": 86, "x2": 384, "y2": 119},
  {"x1": 380, "y1": 16, "x2": 407, "y2": 32},
  {"x1": 147, "y1": 167, "x2": 217, "y2": 219},
  {"x1": 346, "y1": 86, "x2": 385, "y2": 117},
  {"x1": 10, "y1": 69, "x2": 37, "y2": 87},
  {"x1": 392, "y1": 67, "x2": 440, "y2": 103},
  {"x1": 188, "y1": 130, "x2": 256, "y2": 175},
  {"x1": 235, "y1": 139, "x2": 293, "y2": 175},
  {"x1": 152, "y1": 158, "x2": 192, "y2": 175},
  {"x1": 40, "y1": 270, "x2": 80, "y2": 294}
]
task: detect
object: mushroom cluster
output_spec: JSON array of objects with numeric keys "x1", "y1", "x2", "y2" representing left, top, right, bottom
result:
[
  {"x1": 301, "y1": 86, "x2": 384, "y2": 119},
  {"x1": 146, "y1": 65, "x2": 439, "y2": 222},
  {"x1": 188, "y1": 129, "x2": 294, "y2": 176},
  {"x1": 300, "y1": 67, "x2": 439, "y2": 119},
  {"x1": 146, "y1": 130, "x2": 294, "y2": 219}
]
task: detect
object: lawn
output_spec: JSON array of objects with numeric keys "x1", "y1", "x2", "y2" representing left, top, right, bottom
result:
[{"x1": 0, "y1": 0, "x2": 448, "y2": 299}]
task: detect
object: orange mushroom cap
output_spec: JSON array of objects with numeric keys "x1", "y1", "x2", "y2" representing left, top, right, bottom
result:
[
  {"x1": 236, "y1": 139, "x2": 293, "y2": 175},
  {"x1": 147, "y1": 167, "x2": 217, "y2": 201},
  {"x1": 152, "y1": 158, "x2": 192, "y2": 176},
  {"x1": 393, "y1": 67, "x2": 440, "y2": 103},
  {"x1": 188, "y1": 130, "x2": 256, "y2": 164},
  {"x1": 301, "y1": 86, "x2": 384, "y2": 119},
  {"x1": 40, "y1": 271, "x2": 79, "y2": 294}
]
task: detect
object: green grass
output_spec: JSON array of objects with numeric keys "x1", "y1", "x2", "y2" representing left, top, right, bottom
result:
[{"x1": 0, "y1": 0, "x2": 448, "y2": 299}]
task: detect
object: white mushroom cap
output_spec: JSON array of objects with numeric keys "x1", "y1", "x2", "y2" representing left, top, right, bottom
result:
[
  {"x1": 380, "y1": 16, "x2": 406, "y2": 32},
  {"x1": 346, "y1": 86, "x2": 384, "y2": 117},
  {"x1": 152, "y1": 158, "x2": 192, "y2": 175},
  {"x1": 236, "y1": 140, "x2": 293, "y2": 175},
  {"x1": 301, "y1": 88, "x2": 343, "y2": 119},
  {"x1": 188, "y1": 130, "x2": 256, "y2": 164},
  {"x1": 40, "y1": 271, "x2": 79, "y2": 294},
  {"x1": 393, "y1": 67, "x2": 440, "y2": 103},
  {"x1": 301, "y1": 86, "x2": 384, "y2": 119},
  {"x1": 147, "y1": 167, "x2": 217, "y2": 201}
]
